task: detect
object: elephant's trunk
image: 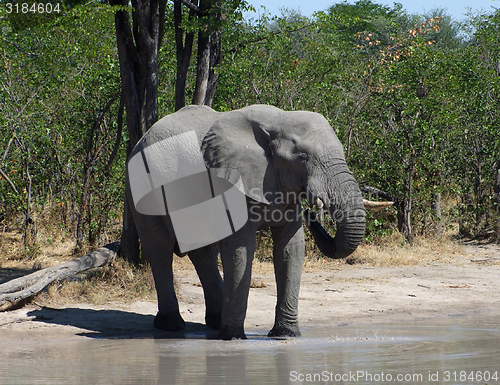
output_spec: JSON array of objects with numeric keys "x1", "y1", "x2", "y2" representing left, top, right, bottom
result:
[{"x1": 305, "y1": 169, "x2": 366, "y2": 259}]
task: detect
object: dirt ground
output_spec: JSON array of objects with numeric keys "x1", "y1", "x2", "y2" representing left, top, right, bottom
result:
[{"x1": 1, "y1": 241, "x2": 500, "y2": 341}]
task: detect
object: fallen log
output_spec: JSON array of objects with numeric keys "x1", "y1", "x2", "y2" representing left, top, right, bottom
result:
[{"x1": 0, "y1": 241, "x2": 120, "y2": 311}]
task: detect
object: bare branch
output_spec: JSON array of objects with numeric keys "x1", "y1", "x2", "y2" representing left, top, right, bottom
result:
[
  {"x1": 17, "y1": 80, "x2": 48, "y2": 118},
  {"x1": 0, "y1": 168, "x2": 19, "y2": 194},
  {"x1": 180, "y1": 0, "x2": 200, "y2": 13},
  {"x1": 105, "y1": 95, "x2": 124, "y2": 172},
  {"x1": 0, "y1": 36, "x2": 40, "y2": 57},
  {"x1": 1, "y1": 135, "x2": 15, "y2": 165}
]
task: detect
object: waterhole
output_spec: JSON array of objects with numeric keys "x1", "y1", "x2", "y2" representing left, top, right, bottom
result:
[{"x1": 1, "y1": 313, "x2": 498, "y2": 384}]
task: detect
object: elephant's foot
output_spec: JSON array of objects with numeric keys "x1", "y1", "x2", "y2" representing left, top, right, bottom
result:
[
  {"x1": 205, "y1": 311, "x2": 222, "y2": 330},
  {"x1": 218, "y1": 325, "x2": 247, "y2": 340},
  {"x1": 268, "y1": 322, "x2": 301, "y2": 338},
  {"x1": 154, "y1": 311, "x2": 186, "y2": 331}
]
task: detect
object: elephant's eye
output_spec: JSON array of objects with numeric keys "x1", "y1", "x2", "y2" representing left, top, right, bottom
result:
[{"x1": 298, "y1": 153, "x2": 309, "y2": 162}]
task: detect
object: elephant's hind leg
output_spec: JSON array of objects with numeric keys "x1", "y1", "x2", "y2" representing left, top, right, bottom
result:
[
  {"x1": 268, "y1": 217, "x2": 305, "y2": 338},
  {"x1": 149, "y1": 249, "x2": 185, "y2": 331},
  {"x1": 135, "y1": 215, "x2": 185, "y2": 331},
  {"x1": 188, "y1": 244, "x2": 223, "y2": 330}
]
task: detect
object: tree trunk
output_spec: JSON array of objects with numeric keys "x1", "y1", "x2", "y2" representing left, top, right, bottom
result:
[
  {"x1": 121, "y1": 142, "x2": 140, "y2": 262},
  {"x1": 432, "y1": 191, "x2": 442, "y2": 236},
  {"x1": 111, "y1": 0, "x2": 167, "y2": 263},
  {"x1": 23, "y1": 164, "x2": 35, "y2": 251},
  {"x1": 204, "y1": 71, "x2": 219, "y2": 107},
  {"x1": 397, "y1": 197, "x2": 412, "y2": 245},
  {"x1": 76, "y1": 164, "x2": 92, "y2": 248},
  {"x1": 192, "y1": 31, "x2": 211, "y2": 105},
  {"x1": 204, "y1": 29, "x2": 222, "y2": 106},
  {"x1": 459, "y1": 192, "x2": 472, "y2": 237},
  {"x1": 193, "y1": 28, "x2": 222, "y2": 107},
  {"x1": 397, "y1": 167, "x2": 414, "y2": 245},
  {"x1": 494, "y1": 159, "x2": 500, "y2": 243},
  {"x1": 175, "y1": 0, "x2": 224, "y2": 109},
  {"x1": 174, "y1": 0, "x2": 196, "y2": 111}
]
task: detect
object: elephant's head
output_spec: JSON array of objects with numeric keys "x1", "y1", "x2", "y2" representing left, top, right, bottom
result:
[{"x1": 201, "y1": 105, "x2": 366, "y2": 259}]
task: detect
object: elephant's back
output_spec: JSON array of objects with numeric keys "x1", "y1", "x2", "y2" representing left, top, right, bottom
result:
[{"x1": 132, "y1": 105, "x2": 220, "y2": 156}]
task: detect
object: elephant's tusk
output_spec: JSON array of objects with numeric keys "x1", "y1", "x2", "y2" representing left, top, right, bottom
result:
[
  {"x1": 314, "y1": 197, "x2": 324, "y2": 209},
  {"x1": 314, "y1": 198, "x2": 325, "y2": 223},
  {"x1": 363, "y1": 199, "x2": 394, "y2": 209}
]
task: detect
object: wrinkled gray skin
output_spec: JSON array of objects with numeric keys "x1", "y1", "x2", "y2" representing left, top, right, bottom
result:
[{"x1": 126, "y1": 104, "x2": 366, "y2": 340}]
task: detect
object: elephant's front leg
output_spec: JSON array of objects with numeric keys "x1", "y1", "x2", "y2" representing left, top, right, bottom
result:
[
  {"x1": 188, "y1": 244, "x2": 223, "y2": 330},
  {"x1": 218, "y1": 222, "x2": 257, "y2": 340},
  {"x1": 268, "y1": 214, "x2": 305, "y2": 337}
]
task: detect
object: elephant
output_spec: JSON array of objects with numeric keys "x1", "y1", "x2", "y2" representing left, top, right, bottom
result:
[{"x1": 125, "y1": 104, "x2": 368, "y2": 340}]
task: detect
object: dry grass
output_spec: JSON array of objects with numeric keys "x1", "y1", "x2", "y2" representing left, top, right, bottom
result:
[
  {"x1": 254, "y1": 225, "x2": 463, "y2": 269},
  {"x1": 1, "y1": 208, "x2": 156, "y2": 307},
  {"x1": 352, "y1": 231, "x2": 462, "y2": 266},
  {"x1": 1, "y1": 229, "x2": 156, "y2": 307},
  {"x1": 35, "y1": 258, "x2": 157, "y2": 307}
]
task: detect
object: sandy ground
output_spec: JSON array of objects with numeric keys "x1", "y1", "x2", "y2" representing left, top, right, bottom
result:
[{"x1": 1, "y1": 242, "x2": 500, "y2": 341}]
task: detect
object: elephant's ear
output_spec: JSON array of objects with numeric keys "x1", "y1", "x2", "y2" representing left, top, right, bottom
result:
[{"x1": 201, "y1": 110, "x2": 282, "y2": 206}]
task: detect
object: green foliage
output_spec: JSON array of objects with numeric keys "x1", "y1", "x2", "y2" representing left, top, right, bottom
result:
[
  {"x1": 0, "y1": 3, "x2": 124, "y2": 248},
  {"x1": 214, "y1": 2, "x2": 499, "y2": 241},
  {"x1": 1, "y1": 0, "x2": 499, "y2": 251},
  {"x1": 364, "y1": 211, "x2": 395, "y2": 242}
]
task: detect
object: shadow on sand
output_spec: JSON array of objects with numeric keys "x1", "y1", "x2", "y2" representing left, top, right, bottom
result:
[
  {"x1": 0, "y1": 267, "x2": 36, "y2": 284},
  {"x1": 26, "y1": 306, "x2": 220, "y2": 340}
]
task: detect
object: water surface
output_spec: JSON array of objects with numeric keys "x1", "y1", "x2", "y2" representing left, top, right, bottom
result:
[{"x1": 1, "y1": 313, "x2": 498, "y2": 384}]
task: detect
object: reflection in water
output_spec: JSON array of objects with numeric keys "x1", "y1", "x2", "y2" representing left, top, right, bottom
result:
[{"x1": 1, "y1": 314, "x2": 499, "y2": 384}]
